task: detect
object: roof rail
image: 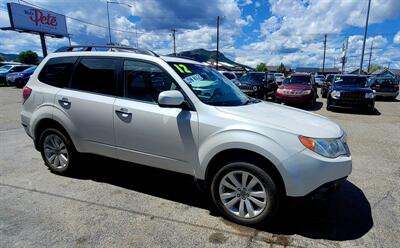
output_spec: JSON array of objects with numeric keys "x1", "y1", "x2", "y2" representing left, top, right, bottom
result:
[{"x1": 54, "y1": 45, "x2": 159, "y2": 57}]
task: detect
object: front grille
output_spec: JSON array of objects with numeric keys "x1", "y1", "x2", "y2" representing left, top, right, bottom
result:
[
  {"x1": 340, "y1": 92, "x2": 365, "y2": 102},
  {"x1": 238, "y1": 84, "x2": 254, "y2": 91}
]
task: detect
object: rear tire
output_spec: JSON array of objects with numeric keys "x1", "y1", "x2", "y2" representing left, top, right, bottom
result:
[
  {"x1": 210, "y1": 161, "x2": 279, "y2": 226},
  {"x1": 39, "y1": 128, "x2": 77, "y2": 175}
]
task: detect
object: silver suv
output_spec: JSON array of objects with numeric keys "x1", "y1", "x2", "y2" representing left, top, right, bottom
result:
[{"x1": 21, "y1": 45, "x2": 352, "y2": 226}]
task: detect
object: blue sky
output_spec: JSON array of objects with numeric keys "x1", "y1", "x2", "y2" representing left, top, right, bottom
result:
[{"x1": 0, "y1": 0, "x2": 399, "y2": 69}]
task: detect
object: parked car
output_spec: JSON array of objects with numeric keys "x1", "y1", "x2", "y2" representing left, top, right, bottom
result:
[
  {"x1": 314, "y1": 75, "x2": 325, "y2": 87},
  {"x1": 321, "y1": 74, "x2": 337, "y2": 98},
  {"x1": 21, "y1": 45, "x2": 352, "y2": 226},
  {"x1": 0, "y1": 65, "x2": 32, "y2": 86},
  {"x1": 237, "y1": 72, "x2": 278, "y2": 100},
  {"x1": 219, "y1": 71, "x2": 238, "y2": 81},
  {"x1": 368, "y1": 76, "x2": 399, "y2": 100},
  {"x1": 274, "y1": 73, "x2": 285, "y2": 83},
  {"x1": 326, "y1": 75, "x2": 375, "y2": 112},
  {"x1": 275, "y1": 73, "x2": 318, "y2": 106},
  {"x1": 6, "y1": 66, "x2": 37, "y2": 88}
]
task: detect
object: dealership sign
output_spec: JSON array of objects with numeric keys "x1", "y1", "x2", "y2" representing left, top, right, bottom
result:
[{"x1": 7, "y1": 2, "x2": 68, "y2": 37}]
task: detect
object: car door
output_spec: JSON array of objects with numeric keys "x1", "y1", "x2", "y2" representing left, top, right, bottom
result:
[
  {"x1": 113, "y1": 59, "x2": 198, "y2": 175},
  {"x1": 55, "y1": 57, "x2": 119, "y2": 158}
]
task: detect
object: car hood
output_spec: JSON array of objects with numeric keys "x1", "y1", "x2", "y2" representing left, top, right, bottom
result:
[
  {"x1": 216, "y1": 101, "x2": 343, "y2": 138},
  {"x1": 281, "y1": 84, "x2": 313, "y2": 90}
]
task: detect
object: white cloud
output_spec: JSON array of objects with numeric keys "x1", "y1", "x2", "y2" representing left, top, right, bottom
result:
[{"x1": 394, "y1": 31, "x2": 400, "y2": 44}]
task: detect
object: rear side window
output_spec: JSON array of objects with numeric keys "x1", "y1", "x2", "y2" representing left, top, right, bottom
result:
[
  {"x1": 38, "y1": 57, "x2": 77, "y2": 87},
  {"x1": 70, "y1": 58, "x2": 118, "y2": 96}
]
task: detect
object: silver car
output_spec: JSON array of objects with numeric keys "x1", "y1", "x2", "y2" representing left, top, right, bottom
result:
[{"x1": 21, "y1": 45, "x2": 352, "y2": 226}]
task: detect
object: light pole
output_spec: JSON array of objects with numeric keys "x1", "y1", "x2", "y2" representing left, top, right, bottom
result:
[
  {"x1": 359, "y1": 0, "x2": 371, "y2": 75},
  {"x1": 106, "y1": 1, "x2": 133, "y2": 45}
]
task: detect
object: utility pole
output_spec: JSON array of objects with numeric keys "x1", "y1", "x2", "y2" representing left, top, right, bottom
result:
[
  {"x1": 171, "y1": 29, "x2": 177, "y2": 56},
  {"x1": 359, "y1": 0, "x2": 371, "y2": 75},
  {"x1": 341, "y1": 38, "x2": 348, "y2": 73},
  {"x1": 322, "y1": 34, "x2": 327, "y2": 75},
  {"x1": 216, "y1": 16, "x2": 220, "y2": 70},
  {"x1": 106, "y1": 1, "x2": 112, "y2": 44},
  {"x1": 367, "y1": 41, "x2": 373, "y2": 73}
]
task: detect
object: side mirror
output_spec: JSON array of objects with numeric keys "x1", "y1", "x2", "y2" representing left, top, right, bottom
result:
[{"x1": 158, "y1": 90, "x2": 185, "y2": 108}]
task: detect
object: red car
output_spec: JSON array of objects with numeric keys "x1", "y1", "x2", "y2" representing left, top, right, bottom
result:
[{"x1": 275, "y1": 73, "x2": 317, "y2": 106}]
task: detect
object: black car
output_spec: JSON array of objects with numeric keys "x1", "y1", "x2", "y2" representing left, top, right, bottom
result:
[
  {"x1": 236, "y1": 72, "x2": 278, "y2": 100},
  {"x1": 327, "y1": 75, "x2": 375, "y2": 112},
  {"x1": 368, "y1": 76, "x2": 399, "y2": 100}
]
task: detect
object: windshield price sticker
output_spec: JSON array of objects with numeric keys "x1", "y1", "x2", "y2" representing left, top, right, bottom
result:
[
  {"x1": 184, "y1": 74, "x2": 203, "y2": 84},
  {"x1": 173, "y1": 64, "x2": 192, "y2": 74}
]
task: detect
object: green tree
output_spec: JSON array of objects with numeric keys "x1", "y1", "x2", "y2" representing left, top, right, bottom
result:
[
  {"x1": 277, "y1": 62, "x2": 287, "y2": 74},
  {"x1": 256, "y1": 62, "x2": 267, "y2": 72},
  {"x1": 368, "y1": 64, "x2": 382, "y2": 73},
  {"x1": 15, "y1": 50, "x2": 39, "y2": 65}
]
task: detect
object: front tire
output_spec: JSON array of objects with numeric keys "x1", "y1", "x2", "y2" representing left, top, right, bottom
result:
[
  {"x1": 39, "y1": 128, "x2": 77, "y2": 174},
  {"x1": 211, "y1": 161, "x2": 279, "y2": 226}
]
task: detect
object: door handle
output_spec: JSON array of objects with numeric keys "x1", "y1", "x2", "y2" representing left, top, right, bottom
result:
[
  {"x1": 115, "y1": 108, "x2": 132, "y2": 118},
  {"x1": 58, "y1": 97, "x2": 71, "y2": 108}
]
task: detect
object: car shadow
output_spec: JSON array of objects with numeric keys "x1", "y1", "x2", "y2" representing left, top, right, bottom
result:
[
  {"x1": 62, "y1": 155, "x2": 373, "y2": 241},
  {"x1": 278, "y1": 101, "x2": 323, "y2": 111},
  {"x1": 261, "y1": 180, "x2": 373, "y2": 241}
]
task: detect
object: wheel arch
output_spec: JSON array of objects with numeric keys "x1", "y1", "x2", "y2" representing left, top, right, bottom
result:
[
  {"x1": 204, "y1": 148, "x2": 287, "y2": 196},
  {"x1": 33, "y1": 118, "x2": 74, "y2": 151}
]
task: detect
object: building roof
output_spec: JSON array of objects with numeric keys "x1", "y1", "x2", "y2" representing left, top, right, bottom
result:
[
  {"x1": 371, "y1": 68, "x2": 400, "y2": 76},
  {"x1": 295, "y1": 67, "x2": 340, "y2": 73},
  {"x1": 348, "y1": 68, "x2": 367, "y2": 75},
  {"x1": 266, "y1": 65, "x2": 291, "y2": 71}
]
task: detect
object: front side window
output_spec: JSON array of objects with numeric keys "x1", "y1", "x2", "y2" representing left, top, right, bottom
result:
[
  {"x1": 71, "y1": 58, "x2": 117, "y2": 95},
  {"x1": 124, "y1": 60, "x2": 179, "y2": 103},
  {"x1": 169, "y1": 62, "x2": 250, "y2": 106},
  {"x1": 38, "y1": 57, "x2": 78, "y2": 88}
]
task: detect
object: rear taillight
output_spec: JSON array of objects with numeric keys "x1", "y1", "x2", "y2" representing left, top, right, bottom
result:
[{"x1": 22, "y1": 86, "x2": 32, "y2": 104}]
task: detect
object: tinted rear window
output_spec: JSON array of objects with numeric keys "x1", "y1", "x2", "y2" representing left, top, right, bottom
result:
[
  {"x1": 70, "y1": 57, "x2": 118, "y2": 95},
  {"x1": 38, "y1": 57, "x2": 78, "y2": 87}
]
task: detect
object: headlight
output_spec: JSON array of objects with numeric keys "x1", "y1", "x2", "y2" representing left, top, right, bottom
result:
[
  {"x1": 277, "y1": 88, "x2": 284, "y2": 93},
  {"x1": 365, "y1": 92, "x2": 375, "y2": 99},
  {"x1": 299, "y1": 135, "x2": 349, "y2": 158},
  {"x1": 301, "y1": 90, "x2": 311, "y2": 95},
  {"x1": 330, "y1": 90, "x2": 341, "y2": 99}
]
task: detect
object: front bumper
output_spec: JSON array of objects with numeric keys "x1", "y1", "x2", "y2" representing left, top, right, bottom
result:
[
  {"x1": 281, "y1": 148, "x2": 352, "y2": 197},
  {"x1": 374, "y1": 91, "x2": 399, "y2": 97},
  {"x1": 276, "y1": 93, "x2": 314, "y2": 103},
  {"x1": 328, "y1": 97, "x2": 374, "y2": 109}
]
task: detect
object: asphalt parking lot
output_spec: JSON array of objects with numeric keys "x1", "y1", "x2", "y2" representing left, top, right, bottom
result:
[{"x1": 1, "y1": 86, "x2": 399, "y2": 248}]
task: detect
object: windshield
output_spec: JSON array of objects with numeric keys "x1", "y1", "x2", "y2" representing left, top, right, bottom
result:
[
  {"x1": 375, "y1": 78, "x2": 397, "y2": 85},
  {"x1": 284, "y1": 75, "x2": 312, "y2": 84},
  {"x1": 241, "y1": 73, "x2": 265, "y2": 82},
  {"x1": 0, "y1": 65, "x2": 12, "y2": 72},
  {"x1": 168, "y1": 62, "x2": 251, "y2": 106},
  {"x1": 334, "y1": 76, "x2": 367, "y2": 86}
]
